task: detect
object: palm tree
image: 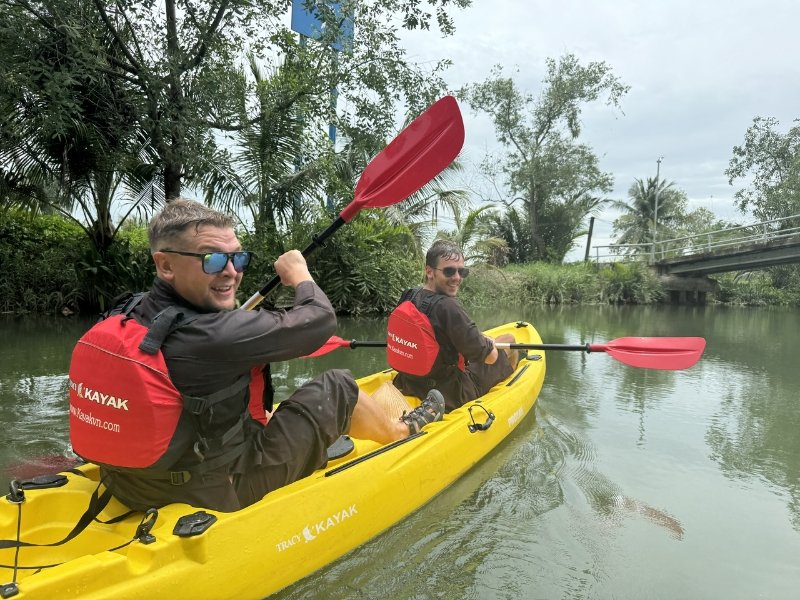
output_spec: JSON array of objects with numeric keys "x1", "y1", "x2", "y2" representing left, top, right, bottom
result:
[
  {"x1": 435, "y1": 204, "x2": 508, "y2": 266},
  {"x1": 611, "y1": 176, "x2": 687, "y2": 254},
  {"x1": 195, "y1": 54, "x2": 332, "y2": 245}
]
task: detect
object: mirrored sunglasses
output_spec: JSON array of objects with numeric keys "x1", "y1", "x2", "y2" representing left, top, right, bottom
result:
[
  {"x1": 160, "y1": 250, "x2": 254, "y2": 274},
  {"x1": 434, "y1": 266, "x2": 470, "y2": 278}
]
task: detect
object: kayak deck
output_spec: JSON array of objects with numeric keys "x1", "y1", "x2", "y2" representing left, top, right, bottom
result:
[{"x1": 1, "y1": 321, "x2": 545, "y2": 599}]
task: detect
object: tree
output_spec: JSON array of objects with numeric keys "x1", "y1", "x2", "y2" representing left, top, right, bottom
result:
[
  {"x1": 611, "y1": 177, "x2": 687, "y2": 250},
  {"x1": 1, "y1": 0, "x2": 470, "y2": 201},
  {"x1": 612, "y1": 177, "x2": 731, "y2": 259},
  {"x1": 459, "y1": 54, "x2": 628, "y2": 262},
  {"x1": 435, "y1": 204, "x2": 507, "y2": 265},
  {"x1": 1, "y1": 0, "x2": 473, "y2": 311},
  {"x1": 726, "y1": 116, "x2": 800, "y2": 223},
  {"x1": 0, "y1": 0, "x2": 156, "y2": 251}
]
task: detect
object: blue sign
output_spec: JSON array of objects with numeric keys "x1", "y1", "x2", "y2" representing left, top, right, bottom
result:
[{"x1": 291, "y1": 0, "x2": 353, "y2": 51}]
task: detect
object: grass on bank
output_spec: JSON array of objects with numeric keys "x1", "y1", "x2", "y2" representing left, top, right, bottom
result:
[{"x1": 458, "y1": 262, "x2": 665, "y2": 308}]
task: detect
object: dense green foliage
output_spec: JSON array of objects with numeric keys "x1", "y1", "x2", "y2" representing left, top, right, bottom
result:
[
  {"x1": 240, "y1": 210, "x2": 419, "y2": 315},
  {"x1": 459, "y1": 262, "x2": 665, "y2": 308},
  {"x1": 714, "y1": 267, "x2": 800, "y2": 306},
  {"x1": 0, "y1": 210, "x2": 82, "y2": 314},
  {"x1": 0, "y1": 210, "x2": 154, "y2": 314},
  {"x1": 5, "y1": 210, "x2": 800, "y2": 315}
]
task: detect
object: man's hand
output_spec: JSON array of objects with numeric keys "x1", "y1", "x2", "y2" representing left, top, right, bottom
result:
[{"x1": 274, "y1": 250, "x2": 314, "y2": 288}]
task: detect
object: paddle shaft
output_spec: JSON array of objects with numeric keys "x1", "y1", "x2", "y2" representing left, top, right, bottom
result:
[
  {"x1": 338, "y1": 341, "x2": 606, "y2": 353},
  {"x1": 241, "y1": 216, "x2": 346, "y2": 311},
  {"x1": 496, "y1": 342, "x2": 602, "y2": 352},
  {"x1": 240, "y1": 95, "x2": 464, "y2": 312},
  {"x1": 309, "y1": 335, "x2": 705, "y2": 370}
]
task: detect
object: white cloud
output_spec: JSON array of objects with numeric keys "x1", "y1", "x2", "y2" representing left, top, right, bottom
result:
[{"x1": 397, "y1": 0, "x2": 800, "y2": 259}]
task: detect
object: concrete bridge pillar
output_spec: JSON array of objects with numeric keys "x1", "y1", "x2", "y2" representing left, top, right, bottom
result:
[{"x1": 660, "y1": 276, "x2": 717, "y2": 305}]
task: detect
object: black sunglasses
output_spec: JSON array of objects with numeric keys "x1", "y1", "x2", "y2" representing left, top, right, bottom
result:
[
  {"x1": 159, "y1": 250, "x2": 254, "y2": 274},
  {"x1": 433, "y1": 266, "x2": 470, "y2": 278}
]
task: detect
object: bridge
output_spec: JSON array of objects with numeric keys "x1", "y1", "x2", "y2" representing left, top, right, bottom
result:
[{"x1": 590, "y1": 214, "x2": 800, "y2": 303}]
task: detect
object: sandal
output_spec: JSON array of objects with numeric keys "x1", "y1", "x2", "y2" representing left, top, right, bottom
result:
[{"x1": 400, "y1": 389, "x2": 445, "y2": 435}]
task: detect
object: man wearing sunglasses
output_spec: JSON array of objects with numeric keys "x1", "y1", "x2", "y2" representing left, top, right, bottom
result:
[
  {"x1": 69, "y1": 198, "x2": 443, "y2": 513},
  {"x1": 391, "y1": 239, "x2": 519, "y2": 412}
]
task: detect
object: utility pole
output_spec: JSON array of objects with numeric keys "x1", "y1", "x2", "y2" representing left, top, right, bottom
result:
[
  {"x1": 651, "y1": 156, "x2": 664, "y2": 263},
  {"x1": 584, "y1": 216, "x2": 595, "y2": 263}
]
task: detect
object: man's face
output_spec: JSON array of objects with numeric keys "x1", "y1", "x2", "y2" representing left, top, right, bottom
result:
[
  {"x1": 425, "y1": 254, "x2": 466, "y2": 297},
  {"x1": 153, "y1": 225, "x2": 243, "y2": 311}
]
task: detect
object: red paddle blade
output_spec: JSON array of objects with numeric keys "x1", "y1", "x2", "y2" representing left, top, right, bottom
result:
[
  {"x1": 340, "y1": 95, "x2": 464, "y2": 221},
  {"x1": 303, "y1": 336, "x2": 351, "y2": 358},
  {"x1": 589, "y1": 337, "x2": 706, "y2": 370}
]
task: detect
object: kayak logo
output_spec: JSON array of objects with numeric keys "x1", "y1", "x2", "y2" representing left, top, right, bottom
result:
[
  {"x1": 507, "y1": 407, "x2": 525, "y2": 428},
  {"x1": 275, "y1": 504, "x2": 358, "y2": 552},
  {"x1": 387, "y1": 331, "x2": 418, "y2": 350},
  {"x1": 301, "y1": 526, "x2": 316, "y2": 542},
  {"x1": 69, "y1": 378, "x2": 130, "y2": 411}
]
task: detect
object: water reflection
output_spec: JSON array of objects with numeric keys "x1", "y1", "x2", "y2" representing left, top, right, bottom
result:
[{"x1": 2, "y1": 306, "x2": 800, "y2": 598}]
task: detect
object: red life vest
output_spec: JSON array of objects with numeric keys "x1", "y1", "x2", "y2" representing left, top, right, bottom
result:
[
  {"x1": 386, "y1": 288, "x2": 465, "y2": 376},
  {"x1": 69, "y1": 297, "x2": 262, "y2": 471}
]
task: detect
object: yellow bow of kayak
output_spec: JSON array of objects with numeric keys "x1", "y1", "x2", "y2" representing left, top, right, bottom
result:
[{"x1": 1, "y1": 321, "x2": 545, "y2": 599}]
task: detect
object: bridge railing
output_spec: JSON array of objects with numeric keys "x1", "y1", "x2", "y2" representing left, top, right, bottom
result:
[{"x1": 591, "y1": 214, "x2": 800, "y2": 264}]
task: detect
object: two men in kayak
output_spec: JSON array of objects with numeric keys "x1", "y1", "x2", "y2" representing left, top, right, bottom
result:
[
  {"x1": 388, "y1": 239, "x2": 519, "y2": 412},
  {"x1": 69, "y1": 198, "x2": 444, "y2": 512}
]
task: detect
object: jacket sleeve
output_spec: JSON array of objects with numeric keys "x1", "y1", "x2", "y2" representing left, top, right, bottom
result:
[
  {"x1": 434, "y1": 298, "x2": 493, "y2": 363},
  {"x1": 172, "y1": 281, "x2": 337, "y2": 366}
]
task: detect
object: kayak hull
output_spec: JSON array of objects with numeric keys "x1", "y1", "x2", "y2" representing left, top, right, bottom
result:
[{"x1": 1, "y1": 321, "x2": 545, "y2": 598}]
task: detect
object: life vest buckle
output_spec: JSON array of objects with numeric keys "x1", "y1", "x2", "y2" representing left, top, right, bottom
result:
[
  {"x1": 169, "y1": 471, "x2": 191, "y2": 485},
  {"x1": 193, "y1": 438, "x2": 209, "y2": 462}
]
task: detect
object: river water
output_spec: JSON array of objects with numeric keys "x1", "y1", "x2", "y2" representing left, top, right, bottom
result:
[{"x1": 1, "y1": 305, "x2": 799, "y2": 599}]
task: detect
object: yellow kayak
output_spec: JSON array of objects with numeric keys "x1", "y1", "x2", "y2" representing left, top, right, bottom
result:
[{"x1": 0, "y1": 321, "x2": 545, "y2": 599}]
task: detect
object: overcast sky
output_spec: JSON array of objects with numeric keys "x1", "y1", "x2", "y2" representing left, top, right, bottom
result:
[{"x1": 397, "y1": 0, "x2": 800, "y2": 259}]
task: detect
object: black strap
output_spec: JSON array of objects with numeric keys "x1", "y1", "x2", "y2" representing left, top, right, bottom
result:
[
  {"x1": 402, "y1": 287, "x2": 446, "y2": 314},
  {"x1": 102, "y1": 291, "x2": 147, "y2": 319},
  {"x1": 182, "y1": 375, "x2": 251, "y2": 415},
  {"x1": 139, "y1": 305, "x2": 200, "y2": 355},
  {"x1": 0, "y1": 482, "x2": 113, "y2": 550}
]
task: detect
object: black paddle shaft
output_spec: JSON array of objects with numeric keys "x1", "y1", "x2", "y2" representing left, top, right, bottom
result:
[
  {"x1": 506, "y1": 343, "x2": 592, "y2": 353},
  {"x1": 255, "y1": 216, "x2": 346, "y2": 299}
]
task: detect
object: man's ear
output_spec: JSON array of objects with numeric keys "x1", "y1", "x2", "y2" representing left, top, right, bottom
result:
[
  {"x1": 152, "y1": 251, "x2": 175, "y2": 282},
  {"x1": 424, "y1": 265, "x2": 434, "y2": 283}
]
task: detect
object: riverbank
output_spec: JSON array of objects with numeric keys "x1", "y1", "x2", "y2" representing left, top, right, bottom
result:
[{"x1": 4, "y1": 210, "x2": 800, "y2": 315}]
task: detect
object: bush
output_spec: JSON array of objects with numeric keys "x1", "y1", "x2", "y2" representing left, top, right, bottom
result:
[
  {"x1": 459, "y1": 261, "x2": 664, "y2": 307},
  {"x1": 0, "y1": 210, "x2": 84, "y2": 314},
  {"x1": 240, "y1": 210, "x2": 419, "y2": 315},
  {"x1": 0, "y1": 211, "x2": 155, "y2": 315}
]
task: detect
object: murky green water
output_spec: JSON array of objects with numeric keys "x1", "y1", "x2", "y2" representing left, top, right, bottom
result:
[{"x1": 2, "y1": 305, "x2": 799, "y2": 599}]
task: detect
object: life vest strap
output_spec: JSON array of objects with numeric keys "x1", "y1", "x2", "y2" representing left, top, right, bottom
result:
[
  {"x1": 139, "y1": 305, "x2": 200, "y2": 355},
  {"x1": 182, "y1": 374, "x2": 251, "y2": 415}
]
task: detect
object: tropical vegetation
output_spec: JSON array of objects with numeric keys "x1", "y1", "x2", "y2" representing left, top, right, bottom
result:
[{"x1": 2, "y1": 2, "x2": 799, "y2": 315}]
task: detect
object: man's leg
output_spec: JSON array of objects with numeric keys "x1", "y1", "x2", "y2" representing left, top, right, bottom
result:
[
  {"x1": 495, "y1": 333, "x2": 519, "y2": 369},
  {"x1": 350, "y1": 388, "x2": 446, "y2": 442},
  {"x1": 348, "y1": 390, "x2": 409, "y2": 444}
]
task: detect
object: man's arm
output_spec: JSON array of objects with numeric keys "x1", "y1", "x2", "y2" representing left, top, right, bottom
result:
[{"x1": 436, "y1": 298, "x2": 495, "y2": 364}]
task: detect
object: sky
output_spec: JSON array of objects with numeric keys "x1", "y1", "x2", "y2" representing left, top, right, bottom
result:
[{"x1": 396, "y1": 0, "x2": 800, "y2": 260}]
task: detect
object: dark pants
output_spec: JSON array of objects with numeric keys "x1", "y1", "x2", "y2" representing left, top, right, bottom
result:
[
  {"x1": 233, "y1": 369, "x2": 357, "y2": 508},
  {"x1": 105, "y1": 369, "x2": 358, "y2": 512},
  {"x1": 395, "y1": 351, "x2": 515, "y2": 412}
]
